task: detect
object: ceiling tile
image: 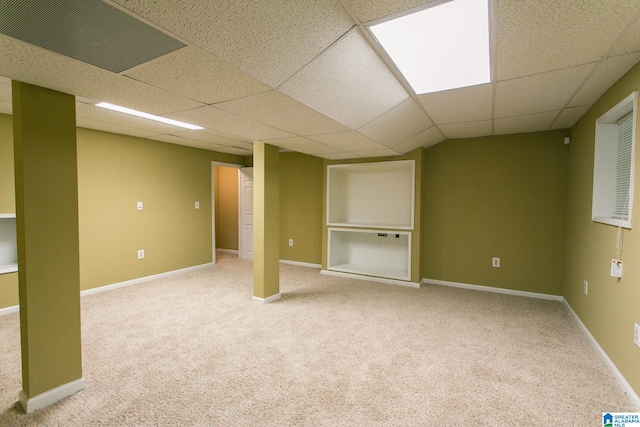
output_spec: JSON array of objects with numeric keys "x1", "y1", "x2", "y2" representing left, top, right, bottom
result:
[
  {"x1": 495, "y1": 64, "x2": 593, "y2": 118},
  {"x1": 551, "y1": 106, "x2": 591, "y2": 130},
  {"x1": 496, "y1": 0, "x2": 640, "y2": 80},
  {"x1": 309, "y1": 131, "x2": 390, "y2": 152},
  {"x1": 318, "y1": 152, "x2": 364, "y2": 160},
  {"x1": 262, "y1": 136, "x2": 338, "y2": 155},
  {"x1": 569, "y1": 53, "x2": 640, "y2": 107},
  {"x1": 352, "y1": 148, "x2": 401, "y2": 158},
  {"x1": 124, "y1": 46, "x2": 271, "y2": 104},
  {"x1": 418, "y1": 84, "x2": 493, "y2": 124},
  {"x1": 111, "y1": 0, "x2": 354, "y2": 88},
  {"x1": 344, "y1": 0, "x2": 441, "y2": 23},
  {"x1": 207, "y1": 146, "x2": 254, "y2": 156},
  {"x1": 280, "y1": 30, "x2": 409, "y2": 129},
  {"x1": 494, "y1": 111, "x2": 559, "y2": 135},
  {"x1": 169, "y1": 129, "x2": 249, "y2": 147},
  {"x1": 216, "y1": 90, "x2": 350, "y2": 135},
  {"x1": 439, "y1": 121, "x2": 493, "y2": 139},
  {"x1": 611, "y1": 16, "x2": 640, "y2": 56},
  {"x1": 166, "y1": 105, "x2": 295, "y2": 141},
  {"x1": 358, "y1": 98, "x2": 432, "y2": 147},
  {"x1": 395, "y1": 126, "x2": 445, "y2": 152},
  {"x1": 76, "y1": 116, "x2": 163, "y2": 138},
  {"x1": 76, "y1": 103, "x2": 181, "y2": 134},
  {"x1": 0, "y1": 34, "x2": 201, "y2": 115},
  {"x1": 150, "y1": 134, "x2": 223, "y2": 150},
  {"x1": 150, "y1": 134, "x2": 253, "y2": 155}
]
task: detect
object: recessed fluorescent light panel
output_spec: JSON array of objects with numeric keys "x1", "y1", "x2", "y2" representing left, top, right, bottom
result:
[
  {"x1": 96, "y1": 102, "x2": 203, "y2": 130},
  {"x1": 369, "y1": 0, "x2": 491, "y2": 94}
]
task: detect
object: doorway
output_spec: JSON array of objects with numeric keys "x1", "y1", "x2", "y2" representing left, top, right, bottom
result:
[{"x1": 211, "y1": 163, "x2": 253, "y2": 264}]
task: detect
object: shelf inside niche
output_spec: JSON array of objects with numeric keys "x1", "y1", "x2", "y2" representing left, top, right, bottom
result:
[
  {"x1": 328, "y1": 228, "x2": 411, "y2": 281},
  {"x1": 327, "y1": 160, "x2": 415, "y2": 229},
  {"x1": 0, "y1": 215, "x2": 17, "y2": 275}
]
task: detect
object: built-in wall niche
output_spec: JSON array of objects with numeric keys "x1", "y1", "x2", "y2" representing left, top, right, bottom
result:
[
  {"x1": 327, "y1": 160, "x2": 415, "y2": 229},
  {"x1": 328, "y1": 228, "x2": 411, "y2": 281},
  {"x1": 0, "y1": 214, "x2": 17, "y2": 274}
]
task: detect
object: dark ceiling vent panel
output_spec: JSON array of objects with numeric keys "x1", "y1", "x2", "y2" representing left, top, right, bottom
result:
[{"x1": 0, "y1": 0, "x2": 185, "y2": 73}]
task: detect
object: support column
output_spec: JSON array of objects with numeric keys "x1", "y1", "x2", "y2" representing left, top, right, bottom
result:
[
  {"x1": 252, "y1": 141, "x2": 280, "y2": 303},
  {"x1": 12, "y1": 81, "x2": 84, "y2": 413}
]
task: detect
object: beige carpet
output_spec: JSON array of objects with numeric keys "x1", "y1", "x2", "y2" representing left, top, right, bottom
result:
[{"x1": 0, "y1": 252, "x2": 635, "y2": 426}]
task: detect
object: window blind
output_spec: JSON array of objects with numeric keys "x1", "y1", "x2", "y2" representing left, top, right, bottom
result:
[{"x1": 615, "y1": 112, "x2": 633, "y2": 218}]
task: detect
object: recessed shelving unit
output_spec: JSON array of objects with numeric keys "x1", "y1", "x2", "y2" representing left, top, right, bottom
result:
[
  {"x1": 328, "y1": 228, "x2": 411, "y2": 281},
  {"x1": 325, "y1": 160, "x2": 415, "y2": 283},
  {"x1": 0, "y1": 214, "x2": 17, "y2": 274},
  {"x1": 327, "y1": 160, "x2": 414, "y2": 229}
]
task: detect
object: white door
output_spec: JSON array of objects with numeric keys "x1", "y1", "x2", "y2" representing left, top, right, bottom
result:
[{"x1": 239, "y1": 168, "x2": 253, "y2": 260}]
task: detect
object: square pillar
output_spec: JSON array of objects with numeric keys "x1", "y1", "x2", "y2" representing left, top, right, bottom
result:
[
  {"x1": 13, "y1": 81, "x2": 85, "y2": 413},
  {"x1": 252, "y1": 141, "x2": 280, "y2": 303}
]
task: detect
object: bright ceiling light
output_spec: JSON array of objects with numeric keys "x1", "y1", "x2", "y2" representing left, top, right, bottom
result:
[
  {"x1": 369, "y1": 0, "x2": 491, "y2": 95},
  {"x1": 96, "y1": 102, "x2": 203, "y2": 130}
]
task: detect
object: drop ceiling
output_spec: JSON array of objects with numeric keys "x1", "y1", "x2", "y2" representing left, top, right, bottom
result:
[{"x1": 1, "y1": 0, "x2": 640, "y2": 159}]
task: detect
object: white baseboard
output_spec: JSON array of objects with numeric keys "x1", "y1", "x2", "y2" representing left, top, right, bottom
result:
[
  {"x1": 563, "y1": 299, "x2": 640, "y2": 411},
  {"x1": 0, "y1": 305, "x2": 19, "y2": 316},
  {"x1": 321, "y1": 269, "x2": 420, "y2": 288},
  {"x1": 280, "y1": 259, "x2": 322, "y2": 269},
  {"x1": 252, "y1": 293, "x2": 282, "y2": 304},
  {"x1": 19, "y1": 377, "x2": 86, "y2": 413},
  {"x1": 80, "y1": 262, "x2": 214, "y2": 298},
  {"x1": 422, "y1": 278, "x2": 563, "y2": 301},
  {"x1": 216, "y1": 249, "x2": 239, "y2": 254}
]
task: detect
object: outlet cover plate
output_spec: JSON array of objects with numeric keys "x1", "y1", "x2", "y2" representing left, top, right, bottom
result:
[
  {"x1": 138, "y1": 249, "x2": 145, "y2": 259},
  {"x1": 611, "y1": 259, "x2": 623, "y2": 278},
  {"x1": 492, "y1": 257, "x2": 500, "y2": 268},
  {"x1": 634, "y1": 323, "x2": 640, "y2": 348}
]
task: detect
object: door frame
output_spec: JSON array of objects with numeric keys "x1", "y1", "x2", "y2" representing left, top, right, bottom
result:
[{"x1": 211, "y1": 161, "x2": 243, "y2": 265}]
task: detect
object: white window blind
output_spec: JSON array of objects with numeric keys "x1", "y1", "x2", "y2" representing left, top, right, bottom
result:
[{"x1": 616, "y1": 112, "x2": 633, "y2": 219}]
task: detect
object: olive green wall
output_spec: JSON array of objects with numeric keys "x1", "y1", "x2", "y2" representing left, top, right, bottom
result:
[
  {"x1": 214, "y1": 166, "x2": 239, "y2": 251},
  {"x1": 0, "y1": 114, "x2": 18, "y2": 309},
  {"x1": 0, "y1": 114, "x2": 14, "y2": 213},
  {"x1": 422, "y1": 130, "x2": 570, "y2": 295},
  {"x1": 77, "y1": 128, "x2": 244, "y2": 291},
  {"x1": 564, "y1": 62, "x2": 640, "y2": 397},
  {"x1": 280, "y1": 152, "x2": 323, "y2": 265}
]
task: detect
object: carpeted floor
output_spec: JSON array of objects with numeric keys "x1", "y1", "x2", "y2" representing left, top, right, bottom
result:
[{"x1": 0, "y1": 252, "x2": 635, "y2": 426}]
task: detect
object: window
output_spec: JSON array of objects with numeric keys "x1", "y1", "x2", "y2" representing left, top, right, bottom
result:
[{"x1": 592, "y1": 92, "x2": 637, "y2": 228}]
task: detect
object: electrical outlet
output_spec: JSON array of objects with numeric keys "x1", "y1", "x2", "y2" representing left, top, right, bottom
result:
[
  {"x1": 634, "y1": 323, "x2": 640, "y2": 348},
  {"x1": 492, "y1": 257, "x2": 500, "y2": 268},
  {"x1": 288, "y1": 239, "x2": 293, "y2": 247},
  {"x1": 137, "y1": 201, "x2": 143, "y2": 210},
  {"x1": 195, "y1": 201, "x2": 200, "y2": 209},
  {"x1": 583, "y1": 280, "x2": 588, "y2": 295},
  {"x1": 138, "y1": 249, "x2": 145, "y2": 259}
]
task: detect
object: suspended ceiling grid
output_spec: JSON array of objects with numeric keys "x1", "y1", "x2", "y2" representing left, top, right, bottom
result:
[{"x1": 0, "y1": 0, "x2": 640, "y2": 159}]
